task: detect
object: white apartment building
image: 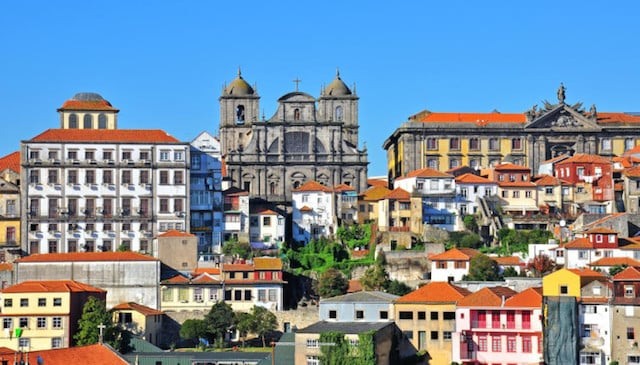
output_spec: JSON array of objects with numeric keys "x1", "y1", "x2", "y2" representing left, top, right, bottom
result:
[
  {"x1": 21, "y1": 129, "x2": 189, "y2": 254},
  {"x1": 292, "y1": 181, "x2": 336, "y2": 244}
]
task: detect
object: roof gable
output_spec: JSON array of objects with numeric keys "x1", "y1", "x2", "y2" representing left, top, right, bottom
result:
[
  {"x1": 614, "y1": 266, "x2": 640, "y2": 280},
  {"x1": 403, "y1": 167, "x2": 453, "y2": 179},
  {"x1": 457, "y1": 286, "x2": 518, "y2": 307},
  {"x1": 395, "y1": 282, "x2": 471, "y2": 303},
  {"x1": 0, "y1": 151, "x2": 20, "y2": 174},
  {"x1": 504, "y1": 287, "x2": 542, "y2": 307},
  {"x1": 455, "y1": 173, "x2": 495, "y2": 184},
  {"x1": 384, "y1": 187, "x2": 410, "y2": 201},
  {"x1": 293, "y1": 180, "x2": 331, "y2": 192},
  {"x1": 524, "y1": 104, "x2": 602, "y2": 131},
  {"x1": 430, "y1": 248, "x2": 480, "y2": 261}
]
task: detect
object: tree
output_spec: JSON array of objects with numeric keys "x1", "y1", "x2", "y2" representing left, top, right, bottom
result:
[
  {"x1": 205, "y1": 301, "x2": 235, "y2": 346},
  {"x1": 526, "y1": 254, "x2": 558, "y2": 277},
  {"x1": 463, "y1": 215, "x2": 478, "y2": 233},
  {"x1": 609, "y1": 264, "x2": 628, "y2": 277},
  {"x1": 360, "y1": 264, "x2": 388, "y2": 291},
  {"x1": 459, "y1": 233, "x2": 483, "y2": 249},
  {"x1": 223, "y1": 239, "x2": 252, "y2": 260},
  {"x1": 74, "y1": 297, "x2": 120, "y2": 348},
  {"x1": 250, "y1": 305, "x2": 278, "y2": 347},
  {"x1": 180, "y1": 319, "x2": 209, "y2": 343},
  {"x1": 466, "y1": 254, "x2": 501, "y2": 281},
  {"x1": 384, "y1": 279, "x2": 413, "y2": 296},
  {"x1": 234, "y1": 312, "x2": 253, "y2": 347},
  {"x1": 502, "y1": 266, "x2": 520, "y2": 278},
  {"x1": 317, "y1": 268, "x2": 348, "y2": 298}
]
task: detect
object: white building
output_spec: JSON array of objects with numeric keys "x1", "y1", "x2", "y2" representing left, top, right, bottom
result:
[
  {"x1": 249, "y1": 208, "x2": 285, "y2": 248},
  {"x1": 190, "y1": 131, "x2": 223, "y2": 254},
  {"x1": 429, "y1": 248, "x2": 481, "y2": 282},
  {"x1": 292, "y1": 181, "x2": 336, "y2": 244},
  {"x1": 455, "y1": 173, "x2": 497, "y2": 216},
  {"x1": 222, "y1": 187, "x2": 250, "y2": 243}
]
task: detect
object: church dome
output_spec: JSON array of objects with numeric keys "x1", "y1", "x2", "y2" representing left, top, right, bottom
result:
[
  {"x1": 58, "y1": 92, "x2": 117, "y2": 111},
  {"x1": 223, "y1": 70, "x2": 255, "y2": 96},
  {"x1": 323, "y1": 71, "x2": 352, "y2": 96}
]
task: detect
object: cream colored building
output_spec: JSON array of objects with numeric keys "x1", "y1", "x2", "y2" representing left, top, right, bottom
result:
[
  {"x1": 112, "y1": 302, "x2": 163, "y2": 347},
  {"x1": 57, "y1": 92, "x2": 118, "y2": 130},
  {"x1": 0, "y1": 280, "x2": 106, "y2": 351}
]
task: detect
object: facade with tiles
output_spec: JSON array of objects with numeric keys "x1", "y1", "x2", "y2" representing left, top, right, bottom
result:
[
  {"x1": 21, "y1": 126, "x2": 189, "y2": 254},
  {"x1": 0, "y1": 280, "x2": 106, "y2": 351},
  {"x1": 384, "y1": 85, "x2": 640, "y2": 183},
  {"x1": 219, "y1": 70, "x2": 368, "y2": 204}
]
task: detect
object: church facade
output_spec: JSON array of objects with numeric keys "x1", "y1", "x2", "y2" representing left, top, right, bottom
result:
[
  {"x1": 383, "y1": 85, "x2": 640, "y2": 181},
  {"x1": 219, "y1": 71, "x2": 368, "y2": 204}
]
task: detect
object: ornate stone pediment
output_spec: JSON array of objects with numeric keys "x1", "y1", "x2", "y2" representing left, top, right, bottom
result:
[{"x1": 524, "y1": 103, "x2": 601, "y2": 132}]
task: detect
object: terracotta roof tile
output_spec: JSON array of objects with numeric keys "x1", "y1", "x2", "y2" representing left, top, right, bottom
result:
[
  {"x1": 541, "y1": 154, "x2": 571, "y2": 165},
  {"x1": 367, "y1": 178, "x2": 388, "y2": 188},
  {"x1": 333, "y1": 183, "x2": 356, "y2": 192},
  {"x1": 191, "y1": 273, "x2": 221, "y2": 284},
  {"x1": 158, "y1": 230, "x2": 195, "y2": 238},
  {"x1": 457, "y1": 286, "x2": 518, "y2": 307},
  {"x1": 492, "y1": 256, "x2": 524, "y2": 266},
  {"x1": 598, "y1": 112, "x2": 640, "y2": 124},
  {"x1": 430, "y1": 248, "x2": 481, "y2": 261},
  {"x1": 360, "y1": 186, "x2": 392, "y2": 201},
  {"x1": 29, "y1": 129, "x2": 180, "y2": 143},
  {"x1": 498, "y1": 181, "x2": 537, "y2": 188},
  {"x1": 112, "y1": 302, "x2": 163, "y2": 316},
  {"x1": 615, "y1": 182, "x2": 624, "y2": 191},
  {"x1": 563, "y1": 238, "x2": 592, "y2": 249},
  {"x1": 589, "y1": 257, "x2": 640, "y2": 267},
  {"x1": 556, "y1": 153, "x2": 611, "y2": 165},
  {"x1": 395, "y1": 281, "x2": 471, "y2": 303},
  {"x1": 223, "y1": 263, "x2": 254, "y2": 271},
  {"x1": 402, "y1": 168, "x2": 453, "y2": 179},
  {"x1": 253, "y1": 257, "x2": 283, "y2": 270},
  {"x1": 252, "y1": 208, "x2": 279, "y2": 216},
  {"x1": 17, "y1": 252, "x2": 157, "y2": 263},
  {"x1": 347, "y1": 279, "x2": 363, "y2": 293},
  {"x1": 192, "y1": 267, "x2": 221, "y2": 276},
  {"x1": 163, "y1": 275, "x2": 189, "y2": 284},
  {"x1": 293, "y1": 180, "x2": 332, "y2": 192},
  {"x1": 2, "y1": 280, "x2": 105, "y2": 294},
  {"x1": 0, "y1": 263, "x2": 12, "y2": 272},
  {"x1": 59, "y1": 99, "x2": 118, "y2": 111},
  {"x1": 582, "y1": 213, "x2": 626, "y2": 231},
  {"x1": 586, "y1": 227, "x2": 618, "y2": 234},
  {"x1": 534, "y1": 174, "x2": 572, "y2": 186},
  {"x1": 494, "y1": 163, "x2": 530, "y2": 171},
  {"x1": 613, "y1": 266, "x2": 640, "y2": 280},
  {"x1": 9, "y1": 343, "x2": 128, "y2": 364},
  {"x1": 414, "y1": 112, "x2": 526, "y2": 124},
  {"x1": 624, "y1": 166, "x2": 640, "y2": 178},
  {"x1": 299, "y1": 205, "x2": 313, "y2": 212},
  {"x1": 504, "y1": 287, "x2": 542, "y2": 308},
  {"x1": 455, "y1": 173, "x2": 495, "y2": 184},
  {"x1": 384, "y1": 187, "x2": 411, "y2": 201},
  {"x1": 0, "y1": 151, "x2": 20, "y2": 174},
  {"x1": 567, "y1": 268, "x2": 605, "y2": 277}
]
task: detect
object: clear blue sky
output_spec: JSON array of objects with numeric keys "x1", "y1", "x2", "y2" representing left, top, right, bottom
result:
[{"x1": 1, "y1": 1, "x2": 639, "y2": 176}]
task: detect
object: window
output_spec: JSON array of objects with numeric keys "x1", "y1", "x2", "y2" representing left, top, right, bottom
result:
[
  {"x1": 506, "y1": 336, "x2": 516, "y2": 352},
  {"x1": 492, "y1": 310, "x2": 500, "y2": 328},
  {"x1": 306, "y1": 339, "x2": 319, "y2": 348},
  {"x1": 85, "y1": 170, "x2": 95, "y2": 184},
  {"x1": 160, "y1": 199, "x2": 169, "y2": 213},
  {"x1": 628, "y1": 327, "x2": 635, "y2": 340},
  {"x1": 443, "y1": 311, "x2": 455, "y2": 320},
  {"x1": 174, "y1": 151, "x2": 184, "y2": 161},
  {"x1": 30, "y1": 170, "x2": 40, "y2": 184},
  {"x1": 2, "y1": 318, "x2": 12, "y2": 329},
  {"x1": 578, "y1": 250, "x2": 588, "y2": 259},
  {"x1": 160, "y1": 151, "x2": 170, "y2": 161},
  {"x1": 162, "y1": 288, "x2": 174, "y2": 302},
  {"x1": 443, "y1": 331, "x2": 452, "y2": 340},
  {"x1": 37, "y1": 317, "x2": 46, "y2": 329},
  {"x1": 140, "y1": 170, "x2": 150, "y2": 184},
  {"x1": 122, "y1": 170, "x2": 132, "y2": 184},
  {"x1": 626, "y1": 138, "x2": 635, "y2": 151},
  {"x1": 430, "y1": 331, "x2": 438, "y2": 340},
  {"x1": 83, "y1": 114, "x2": 93, "y2": 128},
  {"x1": 263, "y1": 216, "x2": 271, "y2": 226},
  {"x1": 306, "y1": 356, "x2": 320, "y2": 365},
  {"x1": 69, "y1": 114, "x2": 78, "y2": 128},
  {"x1": 38, "y1": 298, "x2": 46, "y2": 307},
  {"x1": 430, "y1": 312, "x2": 439, "y2": 320},
  {"x1": 19, "y1": 318, "x2": 28, "y2": 328},
  {"x1": 506, "y1": 311, "x2": 515, "y2": 329},
  {"x1": 379, "y1": 311, "x2": 388, "y2": 320},
  {"x1": 418, "y1": 331, "x2": 426, "y2": 350},
  {"x1": 492, "y1": 336, "x2": 501, "y2": 352},
  {"x1": 426, "y1": 138, "x2": 438, "y2": 150},
  {"x1": 522, "y1": 310, "x2": 531, "y2": 329},
  {"x1": 335, "y1": 106, "x2": 343, "y2": 121},
  {"x1": 399, "y1": 311, "x2": 413, "y2": 320},
  {"x1": 580, "y1": 352, "x2": 600, "y2": 365},
  {"x1": 418, "y1": 311, "x2": 426, "y2": 320},
  {"x1": 601, "y1": 138, "x2": 612, "y2": 151},
  {"x1": 51, "y1": 337, "x2": 63, "y2": 348},
  {"x1": 160, "y1": 171, "x2": 169, "y2": 184},
  {"x1": 560, "y1": 285, "x2": 568, "y2": 295},
  {"x1": 525, "y1": 191, "x2": 532, "y2": 198},
  {"x1": 478, "y1": 335, "x2": 487, "y2": 351},
  {"x1": 511, "y1": 138, "x2": 522, "y2": 150},
  {"x1": 174, "y1": 171, "x2": 184, "y2": 184},
  {"x1": 20, "y1": 299, "x2": 28, "y2": 307},
  {"x1": 449, "y1": 137, "x2": 460, "y2": 150},
  {"x1": 626, "y1": 285, "x2": 635, "y2": 298},
  {"x1": 469, "y1": 137, "x2": 480, "y2": 150},
  {"x1": 489, "y1": 138, "x2": 499, "y2": 151},
  {"x1": 512, "y1": 191, "x2": 520, "y2": 198},
  {"x1": 455, "y1": 261, "x2": 466, "y2": 269},
  {"x1": 355, "y1": 310, "x2": 364, "y2": 319},
  {"x1": 53, "y1": 298, "x2": 62, "y2": 306},
  {"x1": 329, "y1": 310, "x2": 337, "y2": 319},
  {"x1": 18, "y1": 338, "x2": 29, "y2": 348},
  {"x1": 98, "y1": 114, "x2": 107, "y2": 129},
  {"x1": 191, "y1": 155, "x2": 201, "y2": 170},
  {"x1": 522, "y1": 335, "x2": 532, "y2": 353},
  {"x1": 174, "y1": 199, "x2": 183, "y2": 213}
]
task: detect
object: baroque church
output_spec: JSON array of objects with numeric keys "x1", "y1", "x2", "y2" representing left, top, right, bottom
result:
[
  {"x1": 384, "y1": 84, "x2": 640, "y2": 181},
  {"x1": 219, "y1": 70, "x2": 368, "y2": 204}
]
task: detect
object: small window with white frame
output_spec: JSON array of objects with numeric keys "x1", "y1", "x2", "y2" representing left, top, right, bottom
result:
[{"x1": 160, "y1": 151, "x2": 170, "y2": 161}]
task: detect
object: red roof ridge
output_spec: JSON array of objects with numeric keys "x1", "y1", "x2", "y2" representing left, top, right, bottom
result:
[
  {"x1": 158, "y1": 229, "x2": 195, "y2": 238},
  {"x1": 29, "y1": 129, "x2": 180, "y2": 143}
]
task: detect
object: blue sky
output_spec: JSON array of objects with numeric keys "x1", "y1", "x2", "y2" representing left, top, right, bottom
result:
[{"x1": 1, "y1": 1, "x2": 639, "y2": 176}]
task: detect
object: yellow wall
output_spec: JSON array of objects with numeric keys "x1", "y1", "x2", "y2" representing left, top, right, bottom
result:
[
  {"x1": 394, "y1": 302, "x2": 456, "y2": 365},
  {"x1": 0, "y1": 220, "x2": 19, "y2": 245},
  {"x1": 542, "y1": 269, "x2": 581, "y2": 297}
]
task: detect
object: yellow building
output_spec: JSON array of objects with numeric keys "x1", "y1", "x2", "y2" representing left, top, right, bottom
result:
[
  {"x1": 0, "y1": 151, "x2": 20, "y2": 260},
  {"x1": 112, "y1": 302, "x2": 163, "y2": 347},
  {"x1": 394, "y1": 281, "x2": 471, "y2": 365},
  {"x1": 542, "y1": 268, "x2": 605, "y2": 298},
  {"x1": 383, "y1": 86, "x2": 640, "y2": 181},
  {"x1": 0, "y1": 280, "x2": 106, "y2": 351},
  {"x1": 358, "y1": 185, "x2": 391, "y2": 225}
]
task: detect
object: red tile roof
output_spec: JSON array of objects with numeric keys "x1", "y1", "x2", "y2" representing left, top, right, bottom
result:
[
  {"x1": 192, "y1": 267, "x2": 221, "y2": 276},
  {"x1": 567, "y1": 268, "x2": 605, "y2": 277},
  {"x1": 455, "y1": 173, "x2": 495, "y2": 184},
  {"x1": 492, "y1": 256, "x2": 524, "y2": 266},
  {"x1": 624, "y1": 166, "x2": 640, "y2": 178},
  {"x1": 457, "y1": 286, "x2": 518, "y2": 307},
  {"x1": 0, "y1": 343, "x2": 129, "y2": 364},
  {"x1": 586, "y1": 227, "x2": 618, "y2": 234},
  {"x1": 191, "y1": 273, "x2": 221, "y2": 284},
  {"x1": 0, "y1": 151, "x2": 20, "y2": 174},
  {"x1": 498, "y1": 181, "x2": 537, "y2": 188},
  {"x1": 0, "y1": 263, "x2": 12, "y2": 272},
  {"x1": 158, "y1": 230, "x2": 195, "y2": 238},
  {"x1": 541, "y1": 154, "x2": 571, "y2": 165},
  {"x1": 252, "y1": 208, "x2": 280, "y2": 216},
  {"x1": 333, "y1": 183, "x2": 356, "y2": 192},
  {"x1": 253, "y1": 257, "x2": 283, "y2": 270},
  {"x1": 347, "y1": 279, "x2": 363, "y2": 293},
  {"x1": 293, "y1": 180, "x2": 332, "y2": 192},
  {"x1": 402, "y1": 167, "x2": 453, "y2": 179},
  {"x1": 598, "y1": 112, "x2": 640, "y2": 124},
  {"x1": 556, "y1": 153, "x2": 611, "y2": 165},
  {"x1": 299, "y1": 205, "x2": 313, "y2": 212},
  {"x1": 223, "y1": 263, "x2": 254, "y2": 271},
  {"x1": 58, "y1": 99, "x2": 118, "y2": 111},
  {"x1": 112, "y1": 302, "x2": 163, "y2": 316},
  {"x1": 534, "y1": 174, "x2": 572, "y2": 186},
  {"x1": 430, "y1": 248, "x2": 481, "y2": 261},
  {"x1": 163, "y1": 275, "x2": 189, "y2": 284},
  {"x1": 504, "y1": 287, "x2": 542, "y2": 308},
  {"x1": 613, "y1": 266, "x2": 640, "y2": 280},
  {"x1": 494, "y1": 163, "x2": 530, "y2": 172},
  {"x1": 413, "y1": 111, "x2": 526, "y2": 124},
  {"x1": 395, "y1": 281, "x2": 471, "y2": 303},
  {"x1": 2, "y1": 280, "x2": 104, "y2": 294},
  {"x1": 589, "y1": 257, "x2": 640, "y2": 267},
  {"x1": 384, "y1": 187, "x2": 411, "y2": 201},
  {"x1": 16, "y1": 252, "x2": 158, "y2": 263},
  {"x1": 563, "y1": 238, "x2": 592, "y2": 249},
  {"x1": 360, "y1": 186, "x2": 392, "y2": 201},
  {"x1": 367, "y1": 178, "x2": 388, "y2": 188},
  {"x1": 29, "y1": 129, "x2": 180, "y2": 143}
]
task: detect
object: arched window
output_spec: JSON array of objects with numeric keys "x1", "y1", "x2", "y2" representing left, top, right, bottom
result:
[
  {"x1": 236, "y1": 105, "x2": 245, "y2": 123},
  {"x1": 270, "y1": 182, "x2": 277, "y2": 195},
  {"x1": 98, "y1": 114, "x2": 107, "y2": 129},
  {"x1": 69, "y1": 114, "x2": 78, "y2": 128},
  {"x1": 294, "y1": 109, "x2": 301, "y2": 121},
  {"x1": 83, "y1": 114, "x2": 93, "y2": 129},
  {"x1": 335, "y1": 106, "x2": 343, "y2": 121}
]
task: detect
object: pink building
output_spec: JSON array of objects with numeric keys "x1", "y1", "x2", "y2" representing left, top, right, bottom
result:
[{"x1": 453, "y1": 287, "x2": 544, "y2": 365}]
